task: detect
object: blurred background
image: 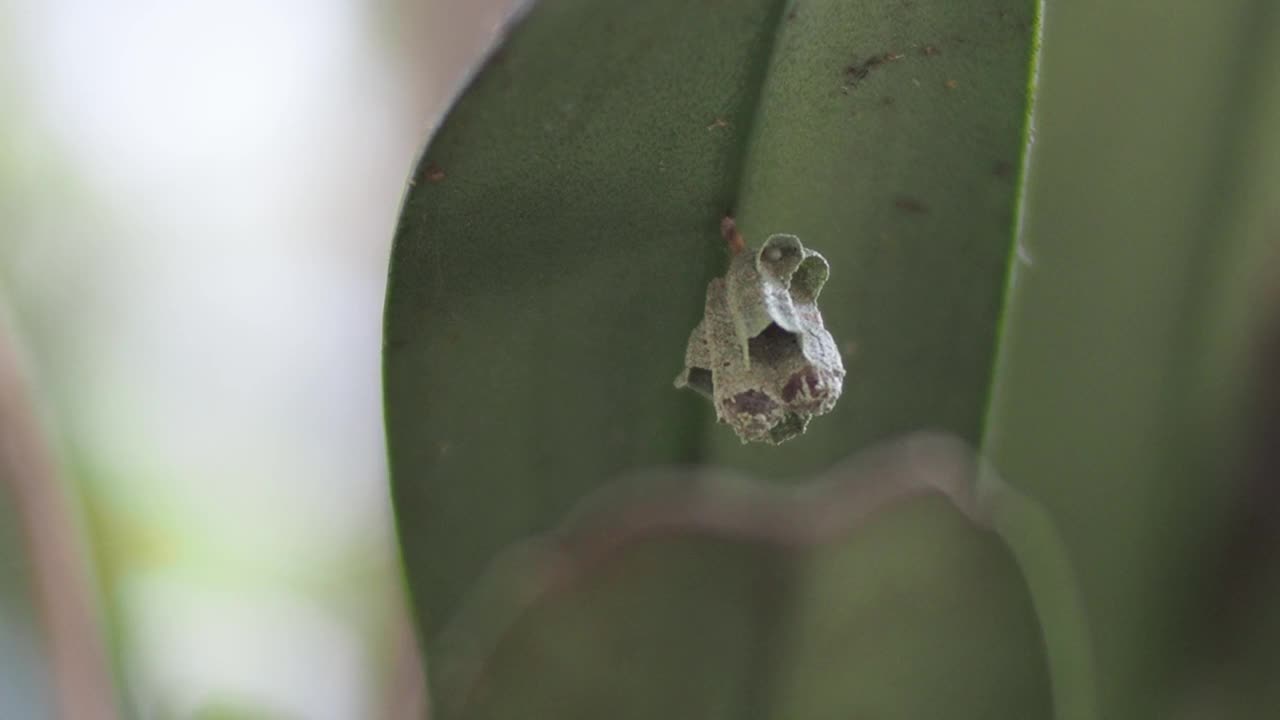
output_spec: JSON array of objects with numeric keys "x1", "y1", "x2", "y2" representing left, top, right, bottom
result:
[{"x1": 1, "y1": 0, "x2": 519, "y2": 716}]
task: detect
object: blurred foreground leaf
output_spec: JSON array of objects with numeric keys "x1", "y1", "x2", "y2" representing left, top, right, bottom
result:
[{"x1": 429, "y1": 435, "x2": 1055, "y2": 720}]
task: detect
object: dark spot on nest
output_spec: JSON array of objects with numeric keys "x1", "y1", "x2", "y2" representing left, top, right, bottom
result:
[
  {"x1": 782, "y1": 373, "x2": 804, "y2": 403},
  {"x1": 686, "y1": 367, "x2": 714, "y2": 397},
  {"x1": 805, "y1": 372, "x2": 822, "y2": 395},
  {"x1": 895, "y1": 196, "x2": 929, "y2": 214},
  {"x1": 728, "y1": 389, "x2": 776, "y2": 416},
  {"x1": 748, "y1": 322, "x2": 801, "y2": 366},
  {"x1": 783, "y1": 368, "x2": 828, "y2": 405},
  {"x1": 769, "y1": 413, "x2": 807, "y2": 443}
]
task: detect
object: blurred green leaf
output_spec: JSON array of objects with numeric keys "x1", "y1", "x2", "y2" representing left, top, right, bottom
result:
[
  {"x1": 981, "y1": 0, "x2": 1280, "y2": 716},
  {"x1": 429, "y1": 436, "x2": 1053, "y2": 720}
]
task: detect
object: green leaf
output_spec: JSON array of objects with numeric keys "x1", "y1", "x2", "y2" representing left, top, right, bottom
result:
[
  {"x1": 704, "y1": 0, "x2": 1037, "y2": 475},
  {"x1": 386, "y1": 0, "x2": 788, "y2": 642},
  {"x1": 980, "y1": 0, "x2": 1280, "y2": 716},
  {"x1": 385, "y1": 0, "x2": 1049, "y2": 716},
  {"x1": 385, "y1": 0, "x2": 1038, "y2": 627}
]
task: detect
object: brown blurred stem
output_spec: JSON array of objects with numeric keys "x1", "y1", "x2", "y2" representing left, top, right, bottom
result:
[
  {"x1": 0, "y1": 312, "x2": 117, "y2": 719},
  {"x1": 385, "y1": 613, "x2": 429, "y2": 720}
]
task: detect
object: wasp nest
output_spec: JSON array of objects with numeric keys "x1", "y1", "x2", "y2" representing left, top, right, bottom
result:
[{"x1": 675, "y1": 229, "x2": 845, "y2": 444}]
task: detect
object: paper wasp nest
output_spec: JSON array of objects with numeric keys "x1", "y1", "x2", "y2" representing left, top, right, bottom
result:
[{"x1": 675, "y1": 233, "x2": 845, "y2": 444}]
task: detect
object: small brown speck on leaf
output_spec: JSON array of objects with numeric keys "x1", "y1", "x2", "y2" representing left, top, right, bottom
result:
[
  {"x1": 707, "y1": 117, "x2": 729, "y2": 131},
  {"x1": 842, "y1": 340, "x2": 858, "y2": 357},
  {"x1": 882, "y1": 96, "x2": 895, "y2": 106},
  {"x1": 944, "y1": 79, "x2": 959, "y2": 90},
  {"x1": 922, "y1": 45, "x2": 940, "y2": 56},
  {"x1": 993, "y1": 160, "x2": 1015, "y2": 179},
  {"x1": 787, "y1": 5, "x2": 798, "y2": 20},
  {"x1": 843, "y1": 50, "x2": 900, "y2": 86},
  {"x1": 895, "y1": 196, "x2": 929, "y2": 214},
  {"x1": 425, "y1": 163, "x2": 446, "y2": 183}
]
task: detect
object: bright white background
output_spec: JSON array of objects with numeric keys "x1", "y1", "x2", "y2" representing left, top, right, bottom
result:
[{"x1": 2, "y1": 0, "x2": 517, "y2": 716}]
